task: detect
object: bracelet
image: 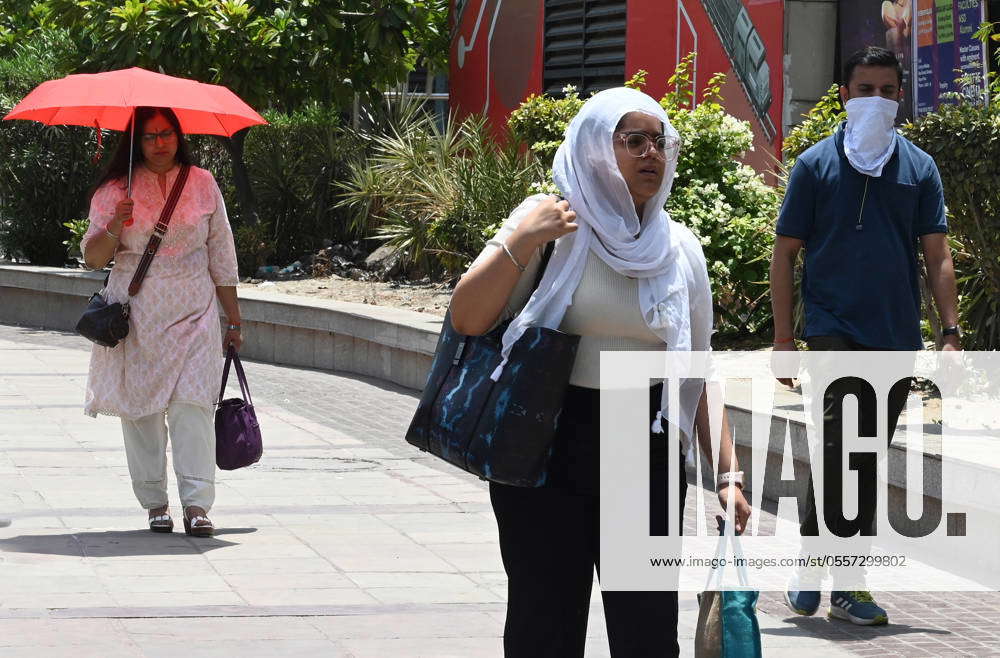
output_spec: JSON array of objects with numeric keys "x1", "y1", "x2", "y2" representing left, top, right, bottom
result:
[
  {"x1": 105, "y1": 228, "x2": 120, "y2": 240},
  {"x1": 773, "y1": 336, "x2": 795, "y2": 344},
  {"x1": 226, "y1": 324, "x2": 241, "y2": 331},
  {"x1": 717, "y1": 470, "x2": 744, "y2": 490},
  {"x1": 501, "y1": 241, "x2": 526, "y2": 273}
]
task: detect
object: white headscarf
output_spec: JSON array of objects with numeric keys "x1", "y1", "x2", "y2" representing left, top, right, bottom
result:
[{"x1": 490, "y1": 87, "x2": 699, "y2": 442}]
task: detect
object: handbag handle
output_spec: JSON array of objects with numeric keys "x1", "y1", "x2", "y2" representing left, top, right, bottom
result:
[
  {"x1": 219, "y1": 345, "x2": 253, "y2": 407},
  {"x1": 127, "y1": 164, "x2": 191, "y2": 297},
  {"x1": 705, "y1": 516, "x2": 751, "y2": 591}
]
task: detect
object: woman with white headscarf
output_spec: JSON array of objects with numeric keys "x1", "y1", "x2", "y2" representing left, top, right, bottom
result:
[{"x1": 450, "y1": 87, "x2": 751, "y2": 657}]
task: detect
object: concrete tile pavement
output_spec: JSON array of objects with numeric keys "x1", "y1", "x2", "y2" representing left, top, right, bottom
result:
[{"x1": 0, "y1": 324, "x2": 987, "y2": 656}]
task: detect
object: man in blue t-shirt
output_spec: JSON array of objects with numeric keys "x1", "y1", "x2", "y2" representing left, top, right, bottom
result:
[{"x1": 770, "y1": 47, "x2": 959, "y2": 626}]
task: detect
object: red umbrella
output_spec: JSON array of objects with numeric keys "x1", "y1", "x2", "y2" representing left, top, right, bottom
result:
[{"x1": 3, "y1": 67, "x2": 267, "y2": 193}]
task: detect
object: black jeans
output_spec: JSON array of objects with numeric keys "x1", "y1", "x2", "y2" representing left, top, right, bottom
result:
[
  {"x1": 489, "y1": 384, "x2": 687, "y2": 658},
  {"x1": 800, "y1": 335, "x2": 912, "y2": 537}
]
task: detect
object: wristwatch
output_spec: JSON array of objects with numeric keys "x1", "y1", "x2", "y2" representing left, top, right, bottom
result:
[{"x1": 942, "y1": 325, "x2": 961, "y2": 338}]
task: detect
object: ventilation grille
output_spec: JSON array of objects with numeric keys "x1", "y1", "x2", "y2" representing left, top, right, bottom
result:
[{"x1": 543, "y1": 0, "x2": 627, "y2": 96}]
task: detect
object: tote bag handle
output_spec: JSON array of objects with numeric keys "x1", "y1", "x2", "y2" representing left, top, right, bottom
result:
[{"x1": 218, "y1": 345, "x2": 253, "y2": 407}]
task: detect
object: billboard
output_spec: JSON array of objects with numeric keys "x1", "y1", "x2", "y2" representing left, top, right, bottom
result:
[
  {"x1": 840, "y1": 0, "x2": 990, "y2": 120},
  {"x1": 914, "y1": 0, "x2": 990, "y2": 116},
  {"x1": 839, "y1": 0, "x2": 917, "y2": 120}
]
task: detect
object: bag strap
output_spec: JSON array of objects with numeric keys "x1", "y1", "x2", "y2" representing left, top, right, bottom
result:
[
  {"x1": 127, "y1": 164, "x2": 191, "y2": 297},
  {"x1": 219, "y1": 345, "x2": 253, "y2": 406},
  {"x1": 530, "y1": 240, "x2": 555, "y2": 292},
  {"x1": 705, "y1": 516, "x2": 751, "y2": 590}
]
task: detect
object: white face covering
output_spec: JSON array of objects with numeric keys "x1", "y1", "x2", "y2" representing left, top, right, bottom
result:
[{"x1": 843, "y1": 96, "x2": 899, "y2": 177}]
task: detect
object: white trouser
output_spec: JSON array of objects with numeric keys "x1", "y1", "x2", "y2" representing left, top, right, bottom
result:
[{"x1": 120, "y1": 402, "x2": 216, "y2": 512}]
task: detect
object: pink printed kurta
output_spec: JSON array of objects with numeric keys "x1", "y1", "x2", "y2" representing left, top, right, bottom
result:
[{"x1": 82, "y1": 165, "x2": 239, "y2": 419}]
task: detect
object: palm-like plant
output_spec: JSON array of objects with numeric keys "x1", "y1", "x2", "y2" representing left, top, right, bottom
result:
[{"x1": 337, "y1": 111, "x2": 543, "y2": 278}]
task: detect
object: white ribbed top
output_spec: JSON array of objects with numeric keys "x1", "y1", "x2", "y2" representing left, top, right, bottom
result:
[{"x1": 558, "y1": 251, "x2": 664, "y2": 386}]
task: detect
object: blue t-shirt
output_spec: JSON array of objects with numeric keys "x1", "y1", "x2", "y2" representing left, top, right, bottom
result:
[{"x1": 776, "y1": 125, "x2": 947, "y2": 349}]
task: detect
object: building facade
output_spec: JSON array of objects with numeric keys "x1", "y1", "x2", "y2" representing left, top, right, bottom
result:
[{"x1": 448, "y1": 0, "x2": 997, "y2": 171}]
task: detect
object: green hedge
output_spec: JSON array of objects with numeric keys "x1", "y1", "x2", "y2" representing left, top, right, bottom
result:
[
  {"x1": 170, "y1": 107, "x2": 365, "y2": 275},
  {"x1": 904, "y1": 101, "x2": 1000, "y2": 349},
  {"x1": 0, "y1": 32, "x2": 98, "y2": 265},
  {"x1": 239, "y1": 105, "x2": 364, "y2": 268}
]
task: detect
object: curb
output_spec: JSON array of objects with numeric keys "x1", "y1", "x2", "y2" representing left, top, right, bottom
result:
[{"x1": 0, "y1": 264, "x2": 441, "y2": 390}]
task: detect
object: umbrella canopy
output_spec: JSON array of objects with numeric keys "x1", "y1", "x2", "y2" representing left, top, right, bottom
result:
[{"x1": 3, "y1": 67, "x2": 266, "y2": 136}]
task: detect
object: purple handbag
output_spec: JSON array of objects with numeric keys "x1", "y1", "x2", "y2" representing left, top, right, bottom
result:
[{"x1": 215, "y1": 346, "x2": 263, "y2": 470}]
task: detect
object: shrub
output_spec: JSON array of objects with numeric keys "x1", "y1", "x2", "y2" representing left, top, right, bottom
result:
[
  {"x1": 337, "y1": 111, "x2": 544, "y2": 276},
  {"x1": 0, "y1": 31, "x2": 97, "y2": 265},
  {"x1": 232, "y1": 221, "x2": 275, "y2": 277},
  {"x1": 781, "y1": 84, "x2": 844, "y2": 166},
  {"x1": 182, "y1": 105, "x2": 365, "y2": 275},
  {"x1": 505, "y1": 54, "x2": 780, "y2": 335},
  {"x1": 903, "y1": 100, "x2": 1000, "y2": 349},
  {"x1": 507, "y1": 86, "x2": 584, "y2": 168},
  {"x1": 241, "y1": 104, "x2": 364, "y2": 267},
  {"x1": 660, "y1": 58, "x2": 780, "y2": 333},
  {"x1": 62, "y1": 217, "x2": 88, "y2": 258}
]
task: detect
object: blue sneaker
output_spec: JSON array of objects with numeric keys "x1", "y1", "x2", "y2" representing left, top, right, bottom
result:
[
  {"x1": 829, "y1": 591, "x2": 888, "y2": 625},
  {"x1": 783, "y1": 589, "x2": 821, "y2": 616}
]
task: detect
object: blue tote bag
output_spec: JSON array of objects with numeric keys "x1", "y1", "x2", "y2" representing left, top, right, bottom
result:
[{"x1": 405, "y1": 241, "x2": 581, "y2": 487}]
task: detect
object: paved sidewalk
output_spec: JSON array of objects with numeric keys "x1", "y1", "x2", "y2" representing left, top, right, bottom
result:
[{"x1": 0, "y1": 324, "x2": 993, "y2": 657}]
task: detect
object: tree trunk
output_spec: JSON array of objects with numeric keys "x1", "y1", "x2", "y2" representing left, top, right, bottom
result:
[{"x1": 216, "y1": 128, "x2": 259, "y2": 225}]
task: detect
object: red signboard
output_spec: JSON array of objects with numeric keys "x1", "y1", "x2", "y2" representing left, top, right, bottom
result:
[
  {"x1": 449, "y1": 0, "x2": 546, "y2": 130},
  {"x1": 626, "y1": 0, "x2": 785, "y2": 173},
  {"x1": 449, "y1": 0, "x2": 785, "y2": 172}
]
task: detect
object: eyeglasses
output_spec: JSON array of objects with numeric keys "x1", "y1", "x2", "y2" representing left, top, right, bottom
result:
[
  {"x1": 140, "y1": 129, "x2": 176, "y2": 143},
  {"x1": 615, "y1": 132, "x2": 680, "y2": 160}
]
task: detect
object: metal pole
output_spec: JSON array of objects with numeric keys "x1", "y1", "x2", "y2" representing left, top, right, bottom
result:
[{"x1": 127, "y1": 108, "x2": 135, "y2": 197}]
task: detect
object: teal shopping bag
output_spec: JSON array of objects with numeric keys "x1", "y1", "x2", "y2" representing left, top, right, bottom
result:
[
  {"x1": 695, "y1": 518, "x2": 762, "y2": 658},
  {"x1": 719, "y1": 590, "x2": 762, "y2": 657}
]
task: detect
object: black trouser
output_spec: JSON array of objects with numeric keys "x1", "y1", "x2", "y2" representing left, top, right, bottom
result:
[
  {"x1": 800, "y1": 335, "x2": 912, "y2": 537},
  {"x1": 489, "y1": 384, "x2": 687, "y2": 658}
]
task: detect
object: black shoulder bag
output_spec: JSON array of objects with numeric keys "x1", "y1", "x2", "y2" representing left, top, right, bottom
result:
[
  {"x1": 405, "y1": 241, "x2": 581, "y2": 487},
  {"x1": 76, "y1": 165, "x2": 191, "y2": 348}
]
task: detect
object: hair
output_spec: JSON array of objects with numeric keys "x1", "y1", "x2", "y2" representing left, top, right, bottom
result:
[
  {"x1": 842, "y1": 46, "x2": 903, "y2": 87},
  {"x1": 614, "y1": 111, "x2": 663, "y2": 133},
  {"x1": 91, "y1": 106, "x2": 194, "y2": 196}
]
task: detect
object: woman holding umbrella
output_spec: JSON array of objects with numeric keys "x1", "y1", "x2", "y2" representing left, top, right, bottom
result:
[
  {"x1": 5, "y1": 67, "x2": 265, "y2": 537},
  {"x1": 81, "y1": 106, "x2": 241, "y2": 537}
]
